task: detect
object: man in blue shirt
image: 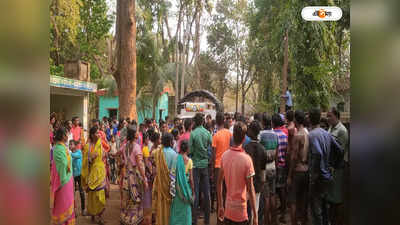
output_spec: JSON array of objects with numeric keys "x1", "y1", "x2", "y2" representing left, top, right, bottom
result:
[
  {"x1": 281, "y1": 88, "x2": 293, "y2": 111},
  {"x1": 308, "y1": 108, "x2": 344, "y2": 225}
]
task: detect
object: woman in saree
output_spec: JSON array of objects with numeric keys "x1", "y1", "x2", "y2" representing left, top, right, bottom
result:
[
  {"x1": 152, "y1": 132, "x2": 178, "y2": 225},
  {"x1": 81, "y1": 126, "x2": 106, "y2": 225},
  {"x1": 50, "y1": 127, "x2": 75, "y2": 225},
  {"x1": 169, "y1": 140, "x2": 193, "y2": 225},
  {"x1": 120, "y1": 125, "x2": 149, "y2": 225}
]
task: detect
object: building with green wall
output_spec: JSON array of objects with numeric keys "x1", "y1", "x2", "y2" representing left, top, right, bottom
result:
[{"x1": 98, "y1": 92, "x2": 169, "y2": 124}]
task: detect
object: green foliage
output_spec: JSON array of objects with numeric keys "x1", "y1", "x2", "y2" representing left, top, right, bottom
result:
[
  {"x1": 50, "y1": 63, "x2": 64, "y2": 77},
  {"x1": 249, "y1": 0, "x2": 350, "y2": 110},
  {"x1": 75, "y1": 0, "x2": 114, "y2": 60}
]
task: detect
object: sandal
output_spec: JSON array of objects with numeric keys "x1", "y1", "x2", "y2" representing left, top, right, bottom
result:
[{"x1": 97, "y1": 216, "x2": 106, "y2": 225}]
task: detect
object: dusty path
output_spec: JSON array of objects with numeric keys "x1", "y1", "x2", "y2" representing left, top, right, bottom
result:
[{"x1": 76, "y1": 184, "x2": 218, "y2": 225}]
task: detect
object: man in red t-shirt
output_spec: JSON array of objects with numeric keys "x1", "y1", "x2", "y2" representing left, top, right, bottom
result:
[
  {"x1": 218, "y1": 121, "x2": 258, "y2": 225},
  {"x1": 71, "y1": 116, "x2": 83, "y2": 150}
]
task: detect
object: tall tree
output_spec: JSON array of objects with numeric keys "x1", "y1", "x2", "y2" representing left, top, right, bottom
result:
[
  {"x1": 114, "y1": 0, "x2": 137, "y2": 120},
  {"x1": 49, "y1": 0, "x2": 81, "y2": 66},
  {"x1": 280, "y1": 30, "x2": 288, "y2": 113}
]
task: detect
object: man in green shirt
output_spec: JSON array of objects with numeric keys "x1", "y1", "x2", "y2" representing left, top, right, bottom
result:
[
  {"x1": 189, "y1": 113, "x2": 212, "y2": 225},
  {"x1": 327, "y1": 107, "x2": 349, "y2": 225}
]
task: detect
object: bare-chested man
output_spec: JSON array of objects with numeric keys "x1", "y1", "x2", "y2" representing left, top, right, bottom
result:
[
  {"x1": 286, "y1": 110, "x2": 297, "y2": 175},
  {"x1": 287, "y1": 110, "x2": 309, "y2": 225}
]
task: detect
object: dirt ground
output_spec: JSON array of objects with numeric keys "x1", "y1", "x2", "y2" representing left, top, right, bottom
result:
[{"x1": 77, "y1": 184, "x2": 218, "y2": 225}]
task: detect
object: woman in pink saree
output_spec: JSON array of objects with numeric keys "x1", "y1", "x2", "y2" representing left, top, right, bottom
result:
[{"x1": 50, "y1": 127, "x2": 75, "y2": 225}]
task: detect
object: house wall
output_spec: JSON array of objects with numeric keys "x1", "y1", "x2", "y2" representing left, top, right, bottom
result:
[
  {"x1": 98, "y1": 93, "x2": 169, "y2": 123},
  {"x1": 98, "y1": 96, "x2": 119, "y2": 120},
  {"x1": 51, "y1": 94, "x2": 85, "y2": 129}
]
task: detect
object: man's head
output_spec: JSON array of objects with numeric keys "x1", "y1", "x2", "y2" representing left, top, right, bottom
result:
[
  {"x1": 127, "y1": 125, "x2": 138, "y2": 141},
  {"x1": 91, "y1": 119, "x2": 100, "y2": 128},
  {"x1": 226, "y1": 114, "x2": 233, "y2": 127},
  {"x1": 234, "y1": 112, "x2": 242, "y2": 121},
  {"x1": 320, "y1": 117, "x2": 329, "y2": 130},
  {"x1": 294, "y1": 110, "x2": 306, "y2": 127},
  {"x1": 286, "y1": 110, "x2": 294, "y2": 123},
  {"x1": 247, "y1": 120, "x2": 261, "y2": 140},
  {"x1": 149, "y1": 129, "x2": 161, "y2": 145},
  {"x1": 206, "y1": 114, "x2": 212, "y2": 123},
  {"x1": 160, "y1": 120, "x2": 168, "y2": 133},
  {"x1": 184, "y1": 118, "x2": 192, "y2": 132},
  {"x1": 72, "y1": 116, "x2": 80, "y2": 126},
  {"x1": 262, "y1": 113, "x2": 272, "y2": 130},
  {"x1": 253, "y1": 113, "x2": 262, "y2": 123},
  {"x1": 233, "y1": 121, "x2": 247, "y2": 146},
  {"x1": 193, "y1": 113, "x2": 205, "y2": 128},
  {"x1": 162, "y1": 132, "x2": 174, "y2": 148},
  {"x1": 309, "y1": 108, "x2": 321, "y2": 126},
  {"x1": 327, "y1": 107, "x2": 340, "y2": 126},
  {"x1": 171, "y1": 128, "x2": 179, "y2": 140},
  {"x1": 272, "y1": 113, "x2": 283, "y2": 128},
  {"x1": 216, "y1": 112, "x2": 225, "y2": 127},
  {"x1": 173, "y1": 117, "x2": 180, "y2": 126}
]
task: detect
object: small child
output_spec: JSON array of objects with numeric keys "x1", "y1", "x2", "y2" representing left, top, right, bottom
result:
[
  {"x1": 109, "y1": 135, "x2": 118, "y2": 184},
  {"x1": 171, "y1": 128, "x2": 180, "y2": 151},
  {"x1": 70, "y1": 140, "x2": 85, "y2": 216},
  {"x1": 179, "y1": 140, "x2": 194, "y2": 196}
]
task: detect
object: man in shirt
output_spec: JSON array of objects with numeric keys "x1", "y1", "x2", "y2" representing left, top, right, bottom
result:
[
  {"x1": 71, "y1": 116, "x2": 83, "y2": 150},
  {"x1": 308, "y1": 108, "x2": 344, "y2": 225},
  {"x1": 189, "y1": 113, "x2": 212, "y2": 225},
  {"x1": 258, "y1": 113, "x2": 279, "y2": 225},
  {"x1": 272, "y1": 113, "x2": 289, "y2": 223},
  {"x1": 281, "y1": 88, "x2": 293, "y2": 111},
  {"x1": 177, "y1": 118, "x2": 192, "y2": 153},
  {"x1": 327, "y1": 107, "x2": 349, "y2": 225},
  {"x1": 244, "y1": 121, "x2": 266, "y2": 225},
  {"x1": 212, "y1": 112, "x2": 232, "y2": 224},
  {"x1": 218, "y1": 122, "x2": 257, "y2": 225}
]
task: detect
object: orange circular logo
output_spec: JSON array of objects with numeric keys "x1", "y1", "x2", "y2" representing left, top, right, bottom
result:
[{"x1": 318, "y1": 9, "x2": 326, "y2": 18}]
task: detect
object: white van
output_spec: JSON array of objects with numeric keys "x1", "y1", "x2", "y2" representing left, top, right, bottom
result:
[{"x1": 177, "y1": 102, "x2": 216, "y2": 119}]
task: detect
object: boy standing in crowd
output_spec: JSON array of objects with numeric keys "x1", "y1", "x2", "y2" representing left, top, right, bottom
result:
[{"x1": 70, "y1": 140, "x2": 85, "y2": 216}]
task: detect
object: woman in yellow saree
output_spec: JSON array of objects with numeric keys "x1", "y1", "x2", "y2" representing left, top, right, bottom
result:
[
  {"x1": 82, "y1": 126, "x2": 106, "y2": 225},
  {"x1": 152, "y1": 132, "x2": 178, "y2": 225}
]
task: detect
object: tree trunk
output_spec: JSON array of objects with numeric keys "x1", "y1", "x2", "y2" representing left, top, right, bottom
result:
[
  {"x1": 241, "y1": 87, "x2": 245, "y2": 115},
  {"x1": 280, "y1": 30, "x2": 289, "y2": 114},
  {"x1": 235, "y1": 47, "x2": 239, "y2": 113},
  {"x1": 174, "y1": 34, "x2": 180, "y2": 116},
  {"x1": 194, "y1": 2, "x2": 202, "y2": 87},
  {"x1": 114, "y1": 0, "x2": 137, "y2": 121},
  {"x1": 152, "y1": 95, "x2": 157, "y2": 119},
  {"x1": 181, "y1": 10, "x2": 191, "y2": 99},
  {"x1": 218, "y1": 76, "x2": 224, "y2": 105}
]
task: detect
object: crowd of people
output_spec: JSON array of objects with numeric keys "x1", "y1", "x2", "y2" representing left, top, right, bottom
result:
[{"x1": 49, "y1": 107, "x2": 349, "y2": 225}]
